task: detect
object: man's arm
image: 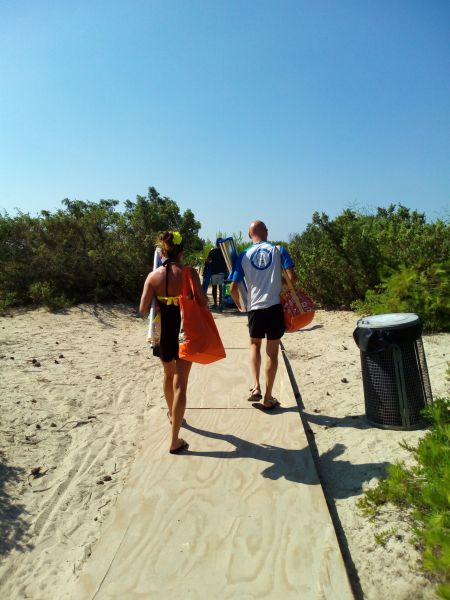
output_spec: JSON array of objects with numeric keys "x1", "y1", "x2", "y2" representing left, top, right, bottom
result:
[
  {"x1": 284, "y1": 267, "x2": 297, "y2": 286},
  {"x1": 230, "y1": 282, "x2": 243, "y2": 312},
  {"x1": 279, "y1": 245, "x2": 297, "y2": 286}
]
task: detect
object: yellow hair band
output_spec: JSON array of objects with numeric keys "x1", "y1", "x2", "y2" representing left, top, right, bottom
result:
[{"x1": 172, "y1": 231, "x2": 182, "y2": 245}]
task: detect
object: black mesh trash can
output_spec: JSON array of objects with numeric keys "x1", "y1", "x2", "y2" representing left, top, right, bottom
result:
[{"x1": 353, "y1": 313, "x2": 433, "y2": 430}]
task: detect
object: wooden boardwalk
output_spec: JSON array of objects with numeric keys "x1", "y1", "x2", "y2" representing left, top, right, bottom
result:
[{"x1": 73, "y1": 315, "x2": 353, "y2": 599}]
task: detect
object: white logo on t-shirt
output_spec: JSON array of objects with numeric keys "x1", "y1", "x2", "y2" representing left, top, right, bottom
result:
[{"x1": 250, "y1": 248, "x2": 272, "y2": 270}]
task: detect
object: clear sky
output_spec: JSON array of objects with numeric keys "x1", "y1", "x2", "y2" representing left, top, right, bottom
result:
[{"x1": 1, "y1": 0, "x2": 449, "y2": 242}]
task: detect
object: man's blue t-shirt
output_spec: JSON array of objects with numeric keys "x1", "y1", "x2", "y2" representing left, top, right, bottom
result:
[{"x1": 230, "y1": 242, "x2": 294, "y2": 311}]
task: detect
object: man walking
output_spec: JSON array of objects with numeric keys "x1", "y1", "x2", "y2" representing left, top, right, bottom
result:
[
  {"x1": 230, "y1": 220, "x2": 297, "y2": 410},
  {"x1": 205, "y1": 238, "x2": 228, "y2": 310}
]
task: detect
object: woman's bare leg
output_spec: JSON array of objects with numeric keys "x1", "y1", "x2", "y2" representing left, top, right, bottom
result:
[
  {"x1": 162, "y1": 360, "x2": 176, "y2": 421},
  {"x1": 170, "y1": 359, "x2": 192, "y2": 451}
]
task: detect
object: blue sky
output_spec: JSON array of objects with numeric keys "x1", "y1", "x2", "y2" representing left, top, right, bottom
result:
[{"x1": 1, "y1": 0, "x2": 449, "y2": 242}]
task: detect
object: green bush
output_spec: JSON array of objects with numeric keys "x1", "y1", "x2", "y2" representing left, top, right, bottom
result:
[
  {"x1": 0, "y1": 291, "x2": 18, "y2": 314},
  {"x1": 288, "y1": 205, "x2": 449, "y2": 312},
  {"x1": 2, "y1": 198, "x2": 449, "y2": 330},
  {"x1": 0, "y1": 187, "x2": 204, "y2": 308},
  {"x1": 28, "y1": 282, "x2": 70, "y2": 311},
  {"x1": 358, "y1": 398, "x2": 450, "y2": 598},
  {"x1": 352, "y1": 261, "x2": 450, "y2": 332}
]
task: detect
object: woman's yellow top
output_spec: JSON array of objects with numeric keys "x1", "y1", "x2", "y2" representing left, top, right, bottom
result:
[{"x1": 156, "y1": 295, "x2": 179, "y2": 305}]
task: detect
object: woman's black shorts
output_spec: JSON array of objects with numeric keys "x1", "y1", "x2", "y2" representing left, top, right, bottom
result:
[{"x1": 248, "y1": 303, "x2": 285, "y2": 340}]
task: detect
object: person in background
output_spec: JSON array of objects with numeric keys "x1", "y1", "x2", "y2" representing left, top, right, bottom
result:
[
  {"x1": 201, "y1": 258, "x2": 211, "y2": 293},
  {"x1": 205, "y1": 238, "x2": 228, "y2": 310},
  {"x1": 140, "y1": 231, "x2": 208, "y2": 453},
  {"x1": 230, "y1": 220, "x2": 297, "y2": 410}
]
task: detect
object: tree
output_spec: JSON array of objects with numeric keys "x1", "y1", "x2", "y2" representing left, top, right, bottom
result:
[{"x1": 0, "y1": 186, "x2": 204, "y2": 309}]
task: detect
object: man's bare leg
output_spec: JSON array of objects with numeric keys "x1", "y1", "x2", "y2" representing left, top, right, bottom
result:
[
  {"x1": 250, "y1": 337, "x2": 262, "y2": 395},
  {"x1": 264, "y1": 339, "x2": 280, "y2": 406}
]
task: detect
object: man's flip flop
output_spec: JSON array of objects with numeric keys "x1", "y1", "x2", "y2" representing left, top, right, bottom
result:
[
  {"x1": 248, "y1": 388, "x2": 262, "y2": 401},
  {"x1": 169, "y1": 440, "x2": 189, "y2": 454},
  {"x1": 262, "y1": 398, "x2": 280, "y2": 411}
]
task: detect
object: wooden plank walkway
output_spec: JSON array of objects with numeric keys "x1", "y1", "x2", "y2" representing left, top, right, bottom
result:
[{"x1": 73, "y1": 314, "x2": 353, "y2": 599}]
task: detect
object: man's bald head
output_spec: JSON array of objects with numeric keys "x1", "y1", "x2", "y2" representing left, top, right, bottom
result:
[{"x1": 249, "y1": 220, "x2": 268, "y2": 242}]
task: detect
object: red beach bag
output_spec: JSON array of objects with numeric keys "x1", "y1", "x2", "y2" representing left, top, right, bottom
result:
[{"x1": 178, "y1": 267, "x2": 226, "y2": 364}]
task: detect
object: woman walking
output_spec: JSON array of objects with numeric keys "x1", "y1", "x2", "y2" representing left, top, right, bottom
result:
[{"x1": 140, "y1": 231, "x2": 208, "y2": 453}]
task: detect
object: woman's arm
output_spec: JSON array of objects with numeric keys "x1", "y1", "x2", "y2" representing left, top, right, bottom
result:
[
  {"x1": 139, "y1": 273, "x2": 155, "y2": 316},
  {"x1": 190, "y1": 267, "x2": 208, "y2": 307}
]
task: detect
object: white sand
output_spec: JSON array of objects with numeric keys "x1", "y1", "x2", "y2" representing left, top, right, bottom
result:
[
  {"x1": 0, "y1": 305, "x2": 161, "y2": 599},
  {"x1": 0, "y1": 306, "x2": 448, "y2": 599},
  {"x1": 282, "y1": 310, "x2": 449, "y2": 600}
]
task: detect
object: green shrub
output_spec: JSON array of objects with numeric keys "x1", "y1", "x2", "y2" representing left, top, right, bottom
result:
[
  {"x1": 2, "y1": 199, "x2": 449, "y2": 328},
  {"x1": 0, "y1": 291, "x2": 18, "y2": 314},
  {"x1": 0, "y1": 187, "x2": 204, "y2": 308},
  {"x1": 352, "y1": 261, "x2": 450, "y2": 332},
  {"x1": 28, "y1": 282, "x2": 70, "y2": 311},
  {"x1": 358, "y1": 398, "x2": 450, "y2": 598},
  {"x1": 288, "y1": 205, "x2": 449, "y2": 313}
]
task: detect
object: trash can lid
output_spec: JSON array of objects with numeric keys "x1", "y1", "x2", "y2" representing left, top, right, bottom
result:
[{"x1": 357, "y1": 313, "x2": 420, "y2": 330}]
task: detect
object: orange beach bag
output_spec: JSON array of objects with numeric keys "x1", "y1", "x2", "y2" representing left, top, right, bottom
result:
[
  {"x1": 178, "y1": 267, "x2": 226, "y2": 364},
  {"x1": 279, "y1": 269, "x2": 316, "y2": 333}
]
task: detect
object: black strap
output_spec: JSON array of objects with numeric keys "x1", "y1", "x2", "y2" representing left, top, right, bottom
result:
[{"x1": 163, "y1": 261, "x2": 170, "y2": 296}]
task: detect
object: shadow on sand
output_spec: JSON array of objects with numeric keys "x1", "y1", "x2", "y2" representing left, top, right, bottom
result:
[
  {"x1": 182, "y1": 420, "x2": 319, "y2": 485},
  {"x1": 0, "y1": 455, "x2": 32, "y2": 556},
  {"x1": 279, "y1": 347, "x2": 387, "y2": 599},
  {"x1": 183, "y1": 408, "x2": 389, "y2": 499},
  {"x1": 75, "y1": 303, "x2": 138, "y2": 327}
]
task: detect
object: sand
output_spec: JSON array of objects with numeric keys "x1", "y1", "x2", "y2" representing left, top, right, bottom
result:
[
  {"x1": 0, "y1": 305, "x2": 448, "y2": 599},
  {"x1": 281, "y1": 311, "x2": 449, "y2": 600}
]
